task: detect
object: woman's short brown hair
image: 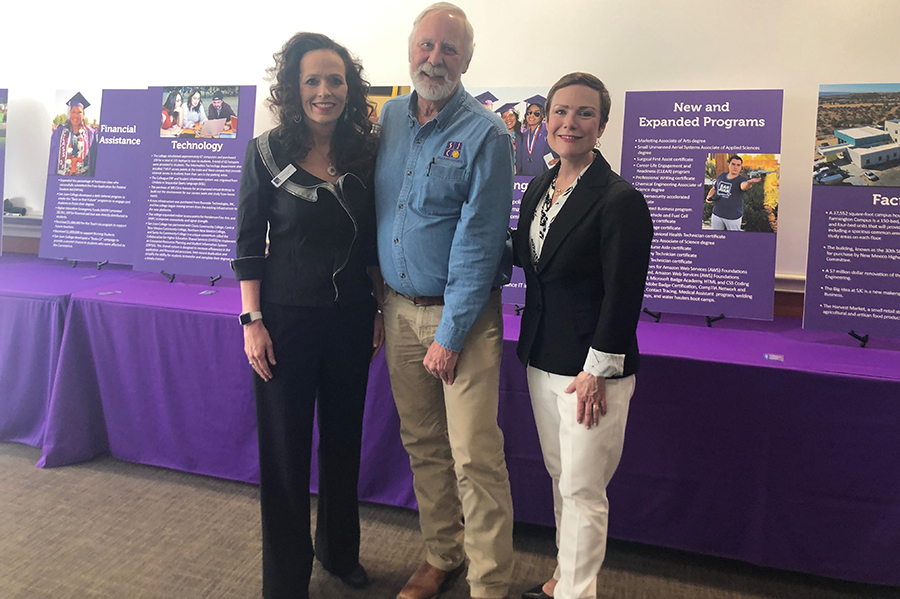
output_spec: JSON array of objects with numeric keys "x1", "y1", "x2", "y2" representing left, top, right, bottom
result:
[{"x1": 545, "y1": 72, "x2": 611, "y2": 129}]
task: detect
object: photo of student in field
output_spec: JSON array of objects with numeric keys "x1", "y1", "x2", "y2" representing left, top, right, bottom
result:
[
  {"x1": 703, "y1": 153, "x2": 779, "y2": 233},
  {"x1": 49, "y1": 91, "x2": 99, "y2": 178}
]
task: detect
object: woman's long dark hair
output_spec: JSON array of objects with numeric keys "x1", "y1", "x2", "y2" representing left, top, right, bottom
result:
[
  {"x1": 186, "y1": 89, "x2": 203, "y2": 114},
  {"x1": 162, "y1": 91, "x2": 180, "y2": 113},
  {"x1": 267, "y1": 32, "x2": 379, "y2": 182}
]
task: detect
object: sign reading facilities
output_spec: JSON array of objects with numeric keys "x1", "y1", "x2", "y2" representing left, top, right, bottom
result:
[{"x1": 803, "y1": 83, "x2": 900, "y2": 339}]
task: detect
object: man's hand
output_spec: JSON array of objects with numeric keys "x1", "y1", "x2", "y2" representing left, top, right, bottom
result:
[
  {"x1": 423, "y1": 341, "x2": 459, "y2": 385},
  {"x1": 372, "y1": 312, "x2": 385, "y2": 361}
]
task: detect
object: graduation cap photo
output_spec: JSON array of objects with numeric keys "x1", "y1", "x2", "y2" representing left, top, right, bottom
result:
[
  {"x1": 66, "y1": 91, "x2": 91, "y2": 110},
  {"x1": 49, "y1": 88, "x2": 101, "y2": 178},
  {"x1": 474, "y1": 90, "x2": 498, "y2": 109}
]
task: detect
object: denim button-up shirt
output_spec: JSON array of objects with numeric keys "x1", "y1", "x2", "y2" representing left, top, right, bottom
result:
[{"x1": 375, "y1": 84, "x2": 514, "y2": 352}]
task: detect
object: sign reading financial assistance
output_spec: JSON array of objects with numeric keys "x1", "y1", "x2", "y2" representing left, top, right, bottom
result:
[
  {"x1": 41, "y1": 88, "x2": 150, "y2": 265},
  {"x1": 620, "y1": 90, "x2": 783, "y2": 320},
  {"x1": 803, "y1": 83, "x2": 900, "y2": 337}
]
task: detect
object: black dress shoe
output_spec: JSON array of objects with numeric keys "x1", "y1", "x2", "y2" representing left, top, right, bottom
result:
[
  {"x1": 522, "y1": 583, "x2": 552, "y2": 599},
  {"x1": 327, "y1": 563, "x2": 369, "y2": 588}
]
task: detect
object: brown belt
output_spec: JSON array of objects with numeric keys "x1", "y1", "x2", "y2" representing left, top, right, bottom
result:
[
  {"x1": 392, "y1": 286, "x2": 500, "y2": 307},
  {"x1": 397, "y1": 291, "x2": 445, "y2": 306}
]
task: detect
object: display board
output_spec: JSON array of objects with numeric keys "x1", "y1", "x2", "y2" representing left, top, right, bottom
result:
[
  {"x1": 469, "y1": 86, "x2": 557, "y2": 309},
  {"x1": 620, "y1": 90, "x2": 783, "y2": 320},
  {"x1": 0, "y1": 89, "x2": 7, "y2": 252},
  {"x1": 39, "y1": 86, "x2": 255, "y2": 277},
  {"x1": 133, "y1": 86, "x2": 255, "y2": 278},
  {"x1": 803, "y1": 83, "x2": 900, "y2": 337},
  {"x1": 40, "y1": 89, "x2": 150, "y2": 264}
]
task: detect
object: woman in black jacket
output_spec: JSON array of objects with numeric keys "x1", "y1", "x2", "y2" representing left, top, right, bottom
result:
[
  {"x1": 513, "y1": 73, "x2": 652, "y2": 599},
  {"x1": 232, "y1": 32, "x2": 382, "y2": 599}
]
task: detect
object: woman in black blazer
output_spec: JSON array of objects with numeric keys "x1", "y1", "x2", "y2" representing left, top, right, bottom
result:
[{"x1": 514, "y1": 73, "x2": 653, "y2": 599}]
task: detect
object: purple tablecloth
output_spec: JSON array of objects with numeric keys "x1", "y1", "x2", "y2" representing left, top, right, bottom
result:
[
  {"x1": 0, "y1": 254, "x2": 137, "y2": 446},
  {"x1": 609, "y1": 314, "x2": 900, "y2": 586},
  {"x1": 29, "y1": 276, "x2": 900, "y2": 586}
]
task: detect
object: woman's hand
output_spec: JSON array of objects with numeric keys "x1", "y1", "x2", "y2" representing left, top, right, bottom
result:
[
  {"x1": 244, "y1": 320, "x2": 276, "y2": 382},
  {"x1": 565, "y1": 371, "x2": 607, "y2": 429},
  {"x1": 372, "y1": 312, "x2": 385, "y2": 361}
]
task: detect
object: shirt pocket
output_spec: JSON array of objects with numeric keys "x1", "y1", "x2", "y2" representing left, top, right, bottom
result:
[
  {"x1": 416, "y1": 161, "x2": 469, "y2": 217},
  {"x1": 429, "y1": 162, "x2": 467, "y2": 181}
]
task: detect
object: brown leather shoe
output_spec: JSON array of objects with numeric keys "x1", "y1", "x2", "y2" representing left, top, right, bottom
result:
[{"x1": 396, "y1": 561, "x2": 465, "y2": 599}]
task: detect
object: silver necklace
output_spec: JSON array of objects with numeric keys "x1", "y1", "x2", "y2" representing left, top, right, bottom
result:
[{"x1": 313, "y1": 144, "x2": 337, "y2": 177}]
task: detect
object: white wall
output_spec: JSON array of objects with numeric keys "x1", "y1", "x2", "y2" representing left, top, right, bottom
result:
[{"x1": 4, "y1": 0, "x2": 899, "y2": 279}]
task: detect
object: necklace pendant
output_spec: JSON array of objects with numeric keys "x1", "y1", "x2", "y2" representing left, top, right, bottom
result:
[{"x1": 327, "y1": 165, "x2": 338, "y2": 177}]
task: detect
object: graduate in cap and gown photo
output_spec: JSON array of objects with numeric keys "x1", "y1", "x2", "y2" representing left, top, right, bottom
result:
[
  {"x1": 516, "y1": 93, "x2": 558, "y2": 177},
  {"x1": 496, "y1": 101, "x2": 522, "y2": 170},
  {"x1": 475, "y1": 90, "x2": 498, "y2": 111},
  {"x1": 49, "y1": 91, "x2": 98, "y2": 177}
]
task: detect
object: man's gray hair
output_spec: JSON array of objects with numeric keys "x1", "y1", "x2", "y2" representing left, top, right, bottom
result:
[{"x1": 408, "y1": 2, "x2": 475, "y2": 63}]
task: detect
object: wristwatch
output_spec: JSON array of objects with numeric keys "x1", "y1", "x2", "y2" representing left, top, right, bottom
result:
[{"x1": 239, "y1": 311, "x2": 263, "y2": 325}]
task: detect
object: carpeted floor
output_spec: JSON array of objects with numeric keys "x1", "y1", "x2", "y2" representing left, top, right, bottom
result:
[{"x1": 0, "y1": 442, "x2": 897, "y2": 599}]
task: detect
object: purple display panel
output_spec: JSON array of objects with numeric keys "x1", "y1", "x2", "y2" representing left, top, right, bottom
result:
[
  {"x1": 502, "y1": 176, "x2": 528, "y2": 309},
  {"x1": 619, "y1": 90, "x2": 783, "y2": 320},
  {"x1": 0, "y1": 89, "x2": 6, "y2": 253},
  {"x1": 468, "y1": 86, "x2": 554, "y2": 311},
  {"x1": 804, "y1": 83, "x2": 900, "y2": 336},
  {"x1": 40, "y1": 89, "x2": 150, "y2": 264},
  {"x1": 133, "y1": 86, "x2": 255, "y2": 278}
]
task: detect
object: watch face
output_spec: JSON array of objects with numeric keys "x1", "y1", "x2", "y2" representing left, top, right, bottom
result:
[{"x1": 240, "y1": 312, "x2": 252, "y2": 325}]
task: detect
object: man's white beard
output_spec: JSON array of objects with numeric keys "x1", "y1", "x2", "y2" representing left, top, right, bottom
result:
[{"x1": 411, "y1": 63, "x2": 457, "y2": 102}]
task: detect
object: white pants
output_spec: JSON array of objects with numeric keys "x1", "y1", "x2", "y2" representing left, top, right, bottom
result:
[
  {"x1": 711, "y1": 213, "x2": 743, "y2": 231},
  {"x1": 526, "y1": 367, "x2": 635, "y2": 599}
]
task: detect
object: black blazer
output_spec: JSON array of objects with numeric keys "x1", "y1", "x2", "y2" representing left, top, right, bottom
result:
[{"x1": 513, "y1": 150, "x2": 653, "y2": 377}]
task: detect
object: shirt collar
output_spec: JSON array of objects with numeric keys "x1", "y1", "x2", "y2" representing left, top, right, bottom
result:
[{"x1": 406, "y1": 82, "x2": 467, "y2": 131}]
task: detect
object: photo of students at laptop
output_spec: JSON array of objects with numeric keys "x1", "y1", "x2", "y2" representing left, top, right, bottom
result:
[{"x1": 159, "y1": 86, "x2": 240, "y2": 138}]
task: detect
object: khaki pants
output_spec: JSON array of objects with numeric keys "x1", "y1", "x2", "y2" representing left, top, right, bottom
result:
[{"x1": 383, "y1": 287, "x2": 513, "y2": 599}]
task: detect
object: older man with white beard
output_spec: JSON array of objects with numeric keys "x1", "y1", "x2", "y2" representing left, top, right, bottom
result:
[{"x1": 374, "y1": 3, "x2": 515, "y2": 599}]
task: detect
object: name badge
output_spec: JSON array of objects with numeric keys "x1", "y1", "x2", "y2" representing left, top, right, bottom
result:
[{"x1": 271, "y1": 164, "x2": 297, "y2": 187}]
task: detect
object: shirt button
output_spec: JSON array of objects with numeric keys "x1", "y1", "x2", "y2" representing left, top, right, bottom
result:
[
  {"x1": 393, "y1": 238, "x2": 399, "y2": 244},
  {"x1": 407, "y1": 170, "x2": 412, "y2": 176},
  {"x1": 398, "y1": 204, "x2": 404, "y2": 209},
  {"x1": 400, "y1": 273, "x2": 406, "y2": 279},
  {"x1": 416, "y1": 140, "x2": 422, "y2": 145}
]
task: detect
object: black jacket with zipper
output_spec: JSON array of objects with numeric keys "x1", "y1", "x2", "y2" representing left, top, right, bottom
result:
[{"x1": 231, "y1": 129, "x2": 377, "y2": 307}]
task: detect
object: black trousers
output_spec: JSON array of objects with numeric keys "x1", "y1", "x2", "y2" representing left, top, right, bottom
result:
[{"x1": 254, "y1": 298, "x2": 375, "y2": 599}]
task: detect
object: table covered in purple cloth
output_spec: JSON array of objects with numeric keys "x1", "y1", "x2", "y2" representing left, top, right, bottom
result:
[
  {"x1": 30, "y1": 277, "x2": 900, "y2": 586},
  {"x1": 0, "y1": 254, "x2": 137, "y2": 446}
]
